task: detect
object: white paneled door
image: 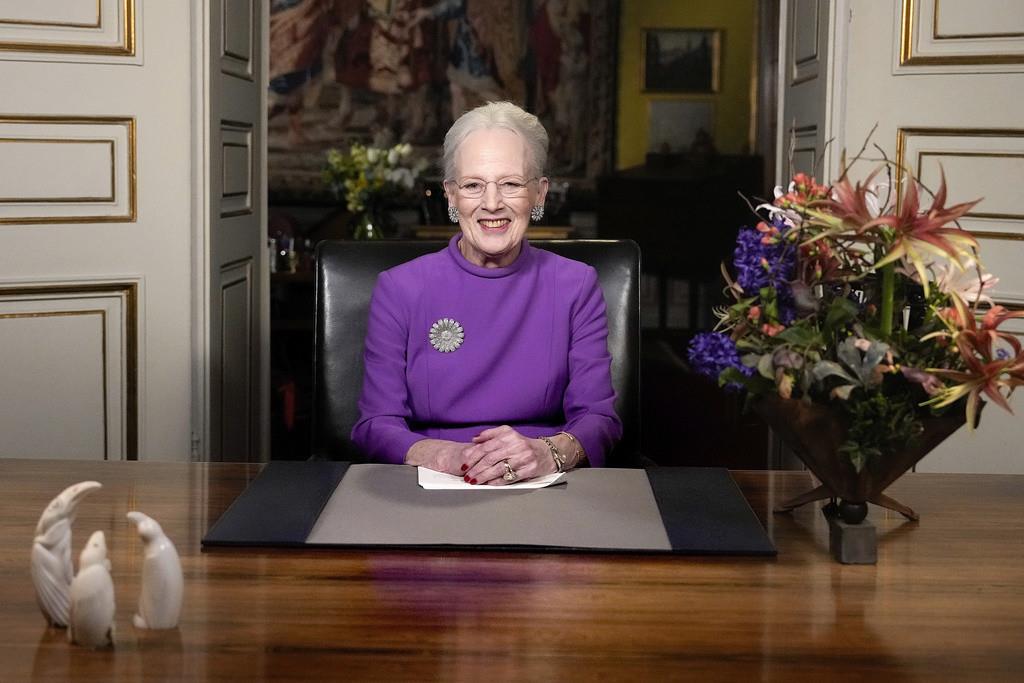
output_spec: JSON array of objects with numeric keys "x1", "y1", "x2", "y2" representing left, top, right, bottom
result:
[
  {"x1": 777, "y1": 0, "x2": 843, "y2": 186},
  {"x1": 0, "y1": 1, "x2": 267, "y2": 462},
  {"x1": 779, "y1": 0, "x2": 1024, "y2": 473},
  {"x1": 0, "y1": 1, "x2": 186, "y2": 461},
  {"x1": 198, "y1": 0, "x2": 268, "y2": 462}
]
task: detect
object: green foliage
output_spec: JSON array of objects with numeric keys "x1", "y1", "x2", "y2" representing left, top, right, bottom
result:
[
  {"x1": 837, "y1": 390, "x2": 923, "y2": 473},
  {"x1": 824, "y1": 297, "x2": 859, "y2": 335}
]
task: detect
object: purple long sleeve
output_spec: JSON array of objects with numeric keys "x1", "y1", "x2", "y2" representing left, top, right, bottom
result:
[{"x1": 351, "y1": 236, "x2": 622, "y2": 466}]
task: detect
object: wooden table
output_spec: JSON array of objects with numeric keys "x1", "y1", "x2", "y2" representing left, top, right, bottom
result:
[{"x1": 3, "y1": 460, "x2": 1023, "y2": 681}]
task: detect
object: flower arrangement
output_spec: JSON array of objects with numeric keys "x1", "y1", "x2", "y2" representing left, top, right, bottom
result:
[
  {"x1": 323, "y1": 143, "x2": 427, "y2": 237},
  {"x1": 688, "y1": 151, "x2": 1024, "y2": 473}
]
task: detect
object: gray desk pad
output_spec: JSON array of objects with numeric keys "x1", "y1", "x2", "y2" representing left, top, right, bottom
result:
[{"x1": 307, "y1": 464, "x2": 672, "y2": 551}]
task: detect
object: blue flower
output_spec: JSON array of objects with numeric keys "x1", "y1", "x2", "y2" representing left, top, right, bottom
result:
[
  {"x1": 687, "y1": 332, "x2": 753, "y2": 389},
  {"x1": 733, "y1": 218, "x2": 797, "y2": 323}
]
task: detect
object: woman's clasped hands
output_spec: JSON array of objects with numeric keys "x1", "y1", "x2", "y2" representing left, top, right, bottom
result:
[{"x1": 458, "y1": 425, "x2": 556, "y2": 486}]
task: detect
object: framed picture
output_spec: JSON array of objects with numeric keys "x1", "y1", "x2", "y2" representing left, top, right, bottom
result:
[
  {"x1": 647, "y1": 100, "x2": 715, "y2": 154},
  {"x1": 642, "y1": 28, "x2": 721, "y2": 94}
]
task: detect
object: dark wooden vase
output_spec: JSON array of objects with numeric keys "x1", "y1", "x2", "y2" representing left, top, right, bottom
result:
[{"x1": 754, "y1": 394, "x2": 970, "y2": 521}]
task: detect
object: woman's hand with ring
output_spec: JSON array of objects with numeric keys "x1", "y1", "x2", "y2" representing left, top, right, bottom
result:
[{"x1": 461, "y1": 425, "x2": 556, "y2": 485}]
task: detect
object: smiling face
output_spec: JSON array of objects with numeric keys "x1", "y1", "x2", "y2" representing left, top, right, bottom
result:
[{"x1": 445, "y1": 128, "x2": 548, "y2": 268}]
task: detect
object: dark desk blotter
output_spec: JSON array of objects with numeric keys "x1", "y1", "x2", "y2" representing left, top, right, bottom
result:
[
  {"x1": 203, "y1": 462, "x2": 775, "y2": 556},
  {"x1": 203, "y1": 461, "x2": 349, "y2": 547},
  {"x1": 646, "y1": 467, "x2": 776, "y2": 556}
]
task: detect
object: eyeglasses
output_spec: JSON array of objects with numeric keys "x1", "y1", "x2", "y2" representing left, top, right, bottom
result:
[{"x1": 448, "y1": 177, "x2": 538, "y2": 199}]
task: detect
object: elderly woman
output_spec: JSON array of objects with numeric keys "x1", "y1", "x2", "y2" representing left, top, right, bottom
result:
[{"x1": 351, "y1": 101, "x2": 621, "y2": 484}]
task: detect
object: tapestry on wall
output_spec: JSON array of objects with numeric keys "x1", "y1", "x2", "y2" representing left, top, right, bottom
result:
[{"x1": 268, "y1": 0, "x2": 618, "y2": 198}]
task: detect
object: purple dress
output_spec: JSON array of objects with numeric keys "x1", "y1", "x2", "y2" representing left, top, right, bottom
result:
[{"x1": 351, "y1": 236, "x2": 622, "y2": 466}]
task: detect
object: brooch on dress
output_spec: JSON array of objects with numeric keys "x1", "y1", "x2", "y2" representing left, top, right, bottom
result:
[{"x1": 429, "y1": 318, "x2": 464, "y2": 353}]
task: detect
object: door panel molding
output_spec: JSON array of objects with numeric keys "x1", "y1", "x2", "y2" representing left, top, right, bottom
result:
[
  {"x1": 0, "y1": 281, "x2": 138, "y2": 459},
  {"x1": 0, "y1": 115, "x2": 136, "y2": 224},
  {"x1": 899, "y1": 0, "x2": 1024, "y2": 68},
  {"x1": 0, "y1": 0, "x2": 136, "y2": 57}
]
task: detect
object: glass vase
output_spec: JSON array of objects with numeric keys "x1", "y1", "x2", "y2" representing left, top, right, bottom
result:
[
  {"x1": 351, "y1": 211, "x2": 383, "y2": 240},
  {"x1": 350, "y1": 203, "x2": 395, "y2": 240}
]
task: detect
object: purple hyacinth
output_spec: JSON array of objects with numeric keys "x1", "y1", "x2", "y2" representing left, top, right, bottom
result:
[
  {"x1": 733, "y1": 217, "x2": 797, "y2": 323},
  {"x1": 687, "y1": 332, "x2": 753, "y2": 389}
]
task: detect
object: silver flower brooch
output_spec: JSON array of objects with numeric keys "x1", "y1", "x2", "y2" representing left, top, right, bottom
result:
[{"x1": 429, "y1": 318, "x2": 464, "y2": 353}]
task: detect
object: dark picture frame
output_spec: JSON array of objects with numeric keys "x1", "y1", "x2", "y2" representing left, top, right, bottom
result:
[{"x1": 642, "y1": 28, "x2": 721, "y2": 94}]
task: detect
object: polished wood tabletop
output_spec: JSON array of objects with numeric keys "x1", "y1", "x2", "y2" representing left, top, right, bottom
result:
[{"x1": 2, "y1": 459, "x2": 1023, "y2": 681}]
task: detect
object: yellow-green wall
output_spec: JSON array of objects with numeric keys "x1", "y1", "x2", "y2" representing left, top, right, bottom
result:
[{"x1": 617, "y1": 0, "x2": 758, "y2": 169}]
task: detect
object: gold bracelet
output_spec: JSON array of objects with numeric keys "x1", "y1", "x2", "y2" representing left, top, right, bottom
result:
[
  {"x1": 540, "y1": 436, "x2": 566, "y2": 473},
  {"x1": 558, "y1": 431, "x2": 584, "y2": 467}
]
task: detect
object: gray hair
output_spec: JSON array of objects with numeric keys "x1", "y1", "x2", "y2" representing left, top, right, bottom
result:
[{"x1": 442, "y1": 102, "x2": 549, "y2": 180}]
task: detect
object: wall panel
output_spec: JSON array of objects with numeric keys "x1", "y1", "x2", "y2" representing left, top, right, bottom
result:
[
  {"x1": 0, "y1": 116, "x2": 135, "y2": 224},
  {"x1": 896, "y1": 127, "x2": 1024, "y2": 299},
  {"x1": 219, "y1": 259, "x2": 252, "y2": 460},
  {"x1": 837, "y1": 1, "x2": 1024, "y2": 472},
  {"x1": 0, "y1": 0, "x2": 136, "y2": 57},
  {"x1": 0, "y1": 282, "x2": 137, "y2": 460},
  {"x1": 220, "y1": 0, "x2": 253, "y2": 80},
  {"x1": 899, "y1": 0, "x2": 1024, "y2": 68},
  {"x1": 220, "y1": 121, "x2": 252, "y2": 217},
  {"x1": 789, "y1": 0, "x2": 821, "y2": 84}
]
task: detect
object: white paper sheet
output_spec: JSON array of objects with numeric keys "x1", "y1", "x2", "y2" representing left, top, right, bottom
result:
[{"x1": 417, "y1": 467, "x2": 566, "y2": 490}]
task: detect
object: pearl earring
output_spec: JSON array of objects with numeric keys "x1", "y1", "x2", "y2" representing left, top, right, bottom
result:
[
  {"x1": 530, "y1": 205, "x2": 544, "y2": 222},
  {"x1": 448, "y1": 205, "x2": 459, "y2": 223}
]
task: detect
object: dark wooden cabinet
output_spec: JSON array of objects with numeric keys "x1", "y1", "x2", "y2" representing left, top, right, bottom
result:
[
  {"x1": 597, "y1": 155, "x2": 764, "y2": 330},
  {"x1": 598, "y1": 156, "x2": 771, "y2": 469},
  {"x1": 270, "y1": 270, "x2": 315, "y2": 460}
]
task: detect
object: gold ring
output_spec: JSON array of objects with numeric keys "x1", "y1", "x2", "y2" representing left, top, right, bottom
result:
[{"x1": 502, "y1": 460, "x2": 518, "y2": 482}]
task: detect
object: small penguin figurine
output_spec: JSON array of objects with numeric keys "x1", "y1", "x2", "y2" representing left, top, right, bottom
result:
[
  {"x1": 126, "y1": 511, "x2": 183, "y2": 629},
  {"x1": 31, "y1": 481, "x2": 102, "y2": 627},
  {"x1": 68, "y1": 531, "x2": 115, "y2": 648}
]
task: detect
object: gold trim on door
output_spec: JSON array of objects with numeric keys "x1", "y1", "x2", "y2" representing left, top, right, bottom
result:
[
  {"x1": 901, "y1": 0, "x2": 1024, "y2": 65},
  {"x1": 916, "y1": 151, "x2": 1024, "y2": 221},
  {"x1": 0, "y1": 0, "x2": 135, "y2": 56},
  {"x1": 895, "y1": 127, "x2": 1024, "y2": 240},
  {"x1": 0, "y1": 282, "x2": 138, "y2": 459},
  {"x1": 0, "y1": 115, "x2": 135, "y2": 224}
]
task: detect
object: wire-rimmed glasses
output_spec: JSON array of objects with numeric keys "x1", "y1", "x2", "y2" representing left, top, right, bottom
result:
[{"x1": 447, "y1": 177, "x2": 538, "y2": 199}]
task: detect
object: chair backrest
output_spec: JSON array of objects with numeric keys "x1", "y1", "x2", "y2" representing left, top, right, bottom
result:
[{"x1": 312, "y1": 239, "x2": 641, "y2": 466}]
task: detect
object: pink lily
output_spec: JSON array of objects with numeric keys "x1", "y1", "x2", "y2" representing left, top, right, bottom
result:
[{"x1": 873, "y1": 168, "x2": 981, "y2": 294}]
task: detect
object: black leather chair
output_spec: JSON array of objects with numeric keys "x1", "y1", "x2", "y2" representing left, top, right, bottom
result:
[{"x1": 312, "y1": 239, "x2": 641, "y2": 466}]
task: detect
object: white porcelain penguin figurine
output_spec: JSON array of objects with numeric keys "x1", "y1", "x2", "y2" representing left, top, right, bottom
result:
[
  {"x1": 30, "y1": 481, "x2": 103, "y2": 627},
  {"x1": 68, "y1": 530, "x2": 116, "y2": 648},
  {"x1": 126, "y1": 511, "x2": 183, "y2": 629}
]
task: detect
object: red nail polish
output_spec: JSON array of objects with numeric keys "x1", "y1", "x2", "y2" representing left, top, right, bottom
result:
[
  {"x1": 463, "y1": 475, "x2": 470, "y2": 482},
  {"x1": 461, "y1": 464, "x2": 468, "y2": 471},
  {"x1": 470, "y1": 478, "x2": 477, "y2": 485}
]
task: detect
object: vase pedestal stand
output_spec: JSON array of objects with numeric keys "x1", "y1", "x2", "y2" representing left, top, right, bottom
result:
[
  {"x1": 775, "y1": 493, "x2": 884, "y2": 564},
  {"x1": 824, "y1": 509, "x2": 877, "y2": 564},
  {"x1": 775, "y1": 488, "x2": 914, "y2": 565},
  {"x1": 753, "y1": 395, "x2": 972, "y2": 562},
  {"x1": 774, "y1": 485, "x2": 921, "y2": 521}
]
